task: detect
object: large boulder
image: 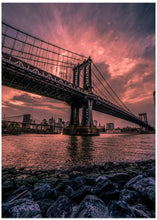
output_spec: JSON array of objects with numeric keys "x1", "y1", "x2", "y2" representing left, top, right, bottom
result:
[
  {"x1": 106, "y1": 173, "x2": 132, "y2": 188},
  {"x1": 125, "y1": 176, "x2": 155, "y2": 206},
  {"x1": 5, "y1": 185, "x2": 32, "y2": 203},
  {"x1": 145, "y1": 167, "x2": 155, "y2": 178},
  {"x1": 2, "y1": 179, "x2": 15, "y2": 192},
  {"x1": 108, "y1": 200, "x2": 136, "y2": 218},
  {"x1": 84, "y1": 175, "x2": 96, "y2": 186},
  {"x1": 131, "y1": 203, "x2": 151, "y2": 218},
  {"x1": 37, "y1": 198, "x2": 54, "y2": 217},
  {"x1": 92, "y1": 176, "x2": 118, "y2": 195},
  {"x1": 33, "y1": 183, "x2": 57, "y2": 200},
  {"x1": 100, "y1": 189, "x2": 120, "y2": 204},
  {"x1": 124, "y1": 175, "x2": 143, "y2": 189},
  {"x1": 119, "y1": 189, "x2": 143, "y2": 205},
  {"x1": 46, "y1": 195, "x2": 76, "y2": 218},
  {"x1": 72, "y1": 194, "x2": 108, "y2": 218},
  {"x1": 70, "y1": 176, "x2": 85, "y2": 190},
  {"x1": 64, "y1": 185, "x2": 74, "y2": 196},
  {"x1": 2, "y1": 199, "x2": 42, "y2": 218},
  {"x1": 69, "y1": 185, "x2": 92, "y2": 203}
]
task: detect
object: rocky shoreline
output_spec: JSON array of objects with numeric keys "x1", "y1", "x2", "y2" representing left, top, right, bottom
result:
[{"x1": 2, "y1": 159, "x2": 155, "y2": 218}]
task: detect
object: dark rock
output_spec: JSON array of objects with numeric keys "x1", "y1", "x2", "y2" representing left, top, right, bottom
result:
[
  {"x1": 15, "y1": 175, "x2": 39, "y2": 188},
  {"x1": 131, "y1": 203, "x2": 151, "y2": 218},
  {"x1": 106, "y1": 173, "x2": 132, "y2": 188},
  {"x1": 2, "y1": 179, "x2": 15, "y2": 192},
  {"x1": 151, "y1": 210, "x2": 155, "y2": 218},
  {"x1": 64, "y1": 185, "x2": 74, "y2": 196},
  {"x1": 55, "y1": 181, "x2": 67, "y2": 192},
  {"x1": 124, "y1": 175, "x2": 143, "y2": 189},
  {"x1": 70, "y1": 176, "x2": 85, "y2": 190},
  {"x1": 125, "y1": 176, "x2": 155, "y2": 207},
  {"x1": 33, "y1": 183, "x2": 57, "y2": 200},
  {"x1": 5, "y1": 185, "x2": 32, "y2": 203},
  {"x1": 46, "y1": 195, "x2": 76, "y2": 218},
  {"x1": 40, "y1": 177, "x2": 58, "y2": 187},
  {"x1": 92, "y1": 175, "x2": 118, "y2": 195},
  {"x1": 71, "y1": 194, "x2": 108, "y2": 218},
  {"x1": 9, "y1": 167, "x2": 17, "y2": 175},
  {"x1": 100, "y1": 189, "x2": 120, "y2": 204},
  {"x1": 37, "y1": 198, "x2": 54, "y2": 217},
  {"x1": 69, "y1": 170, "x2": 85, "y2": 178},
  {"x1": 119, "y1": 189, "x2": 143, "y2": 205},
  {"x1": 145, "y1": 167, "x2": 155, "y2": 177},
  {"x1": 69, "y1": 185, "x2": 92, "y2": 203},
  {"x1": 108, "y1": 200, "x2": 136, "y2": 218},
  {"x1": 2, "y1": 199, "x2": 42, "y2": 218},
  {"x1": 84, "y1": 176, "x2": 96, "y2": 186}
]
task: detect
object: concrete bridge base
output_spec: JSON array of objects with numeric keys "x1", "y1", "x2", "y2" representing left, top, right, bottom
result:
[{"x1": 63, "y1": 125, "x2": 99, "y2": 136}]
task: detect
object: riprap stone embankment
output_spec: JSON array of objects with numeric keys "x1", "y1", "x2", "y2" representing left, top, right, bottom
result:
[{"x1": 2, "y1": 160, "x2": 155, "y2": 218}]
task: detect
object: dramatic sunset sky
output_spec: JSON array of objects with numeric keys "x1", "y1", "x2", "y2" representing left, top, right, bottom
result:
[{"x1": 2, "y1": 3, "x2": 155, "y2": 127}]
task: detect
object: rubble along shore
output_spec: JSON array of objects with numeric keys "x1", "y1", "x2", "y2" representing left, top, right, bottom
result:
[{"x1": 2, "y1": 159, "x2": 155, "y2": 218}]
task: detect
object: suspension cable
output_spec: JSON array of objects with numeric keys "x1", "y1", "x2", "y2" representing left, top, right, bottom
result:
[{"x1": 93, "y1": 62, "x2": 133, "y2": 113}]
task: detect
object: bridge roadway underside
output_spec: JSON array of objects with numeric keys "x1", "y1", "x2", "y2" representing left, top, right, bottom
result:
[{"x1": 2, "y1": 58, "x2": 154, "y2": 131}]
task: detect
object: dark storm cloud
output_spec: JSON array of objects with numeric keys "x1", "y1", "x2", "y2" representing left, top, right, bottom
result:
[
  {"x1": 143, "y1": 45, "x2": 155, "y2": 60},
  {"x1": 11, "y1": 93, "x2": 69, "y2": 111},
  {"x1": 12, "y1": 94, "x2": 40, "y2": 104}
]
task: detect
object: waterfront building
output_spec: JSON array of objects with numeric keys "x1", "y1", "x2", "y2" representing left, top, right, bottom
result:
[
  {"x1": 58, "y1": 118, "x2": 62, "y2": 127},
  {"x1": 22, "y1": 114, "x2": 31, "y2": 128},
  {"x1": 106, "y1": 123, "x2": 114, "y2": 130},
  {"x1": 49, "y1": 117, "x2": 54, "y2": 126}
]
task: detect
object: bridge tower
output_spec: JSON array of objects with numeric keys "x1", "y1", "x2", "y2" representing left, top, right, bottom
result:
[
  {"x1": 139, "y1": 113, "x2": 148, "y2": 131},
  {"x1": 63, "y1": 57, "x2": 99, "y2": 135}
]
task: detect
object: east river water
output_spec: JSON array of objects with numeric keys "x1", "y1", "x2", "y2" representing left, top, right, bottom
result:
[{"x1": 2, "y1": 133, "x2": 155, "y2": 171}]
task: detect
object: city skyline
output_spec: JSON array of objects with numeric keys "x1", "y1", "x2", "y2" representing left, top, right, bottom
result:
[{"x1": 2, "y1": 3, "x2": 155, "y2": 128}]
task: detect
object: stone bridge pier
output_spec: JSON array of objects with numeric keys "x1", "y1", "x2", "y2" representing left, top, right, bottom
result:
[{"x1": 63, "y1": 57, "x2": 99, "y2": 136}]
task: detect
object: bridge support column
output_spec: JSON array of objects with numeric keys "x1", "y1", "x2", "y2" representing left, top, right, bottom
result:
[
  {"x1": 70, "y1": 105, "x2": 75, "y2": 125},
  {"x1": 63, "y1": 100, "x2": 99, "y2": 136},
  {"x1": 81, "y1": 105, "x2": 88, "y2": 125},
  {"x1": 88, "y1": 99, "x2": 93, "y2": 126},
  {"x1": 139, "y1": 112, "x2": 149, "y2": 132},
  {"x1": 74, "y1": 106, "x2": 79, "y2": 126}
]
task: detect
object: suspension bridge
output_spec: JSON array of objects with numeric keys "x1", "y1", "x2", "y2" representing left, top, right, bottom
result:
[{"x1": 2, "y1": 22, "x2": 154, "y2": 135}]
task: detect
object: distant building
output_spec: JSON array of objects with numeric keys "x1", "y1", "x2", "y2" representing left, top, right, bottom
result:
[
  {"x1": 58, "y1": 118, "x2": 62, "y2": 127},
  {"x1": 49, "y1": 117, "x2": 54, "y2": 126},
  {"x1": 65, "y1": 121, "x2": 70, "y2": 127},
  {"x1": 41, "y1": 119, "x2": 48, "y2": 125},
  {"x1": 106, "y1": 123, "x2": 114, "y2": 130},
  {"x1": 22, "y1": 114, "x2": 31, "y2": 128}
]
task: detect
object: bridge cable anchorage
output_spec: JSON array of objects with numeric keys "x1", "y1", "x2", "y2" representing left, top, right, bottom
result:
[{"x1": 92, "y1": 62, "x2": 133, "y2": 114}]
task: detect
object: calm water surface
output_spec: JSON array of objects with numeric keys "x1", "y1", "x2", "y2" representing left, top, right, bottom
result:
[{"x1": 2, "y1": 133, "x2": 155, "y2": 171}]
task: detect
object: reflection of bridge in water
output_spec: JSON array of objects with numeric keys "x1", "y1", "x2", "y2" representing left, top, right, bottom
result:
[
  {"x1": 67, "y1": 136, "x2": 94, "y2": 164},
  {"x1": 2, "y1": 22, "x2": 154, "y2": 135}
]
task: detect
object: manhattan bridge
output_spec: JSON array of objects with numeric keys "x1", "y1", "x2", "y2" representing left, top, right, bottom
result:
[{"x1": 2, "y1": 22, "x2": 154, "y2": 135}]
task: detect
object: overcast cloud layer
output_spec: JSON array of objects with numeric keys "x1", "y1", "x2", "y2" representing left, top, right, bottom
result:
[{"x1": 2, "y1": 3, "x2": 155, "y2": 127}]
